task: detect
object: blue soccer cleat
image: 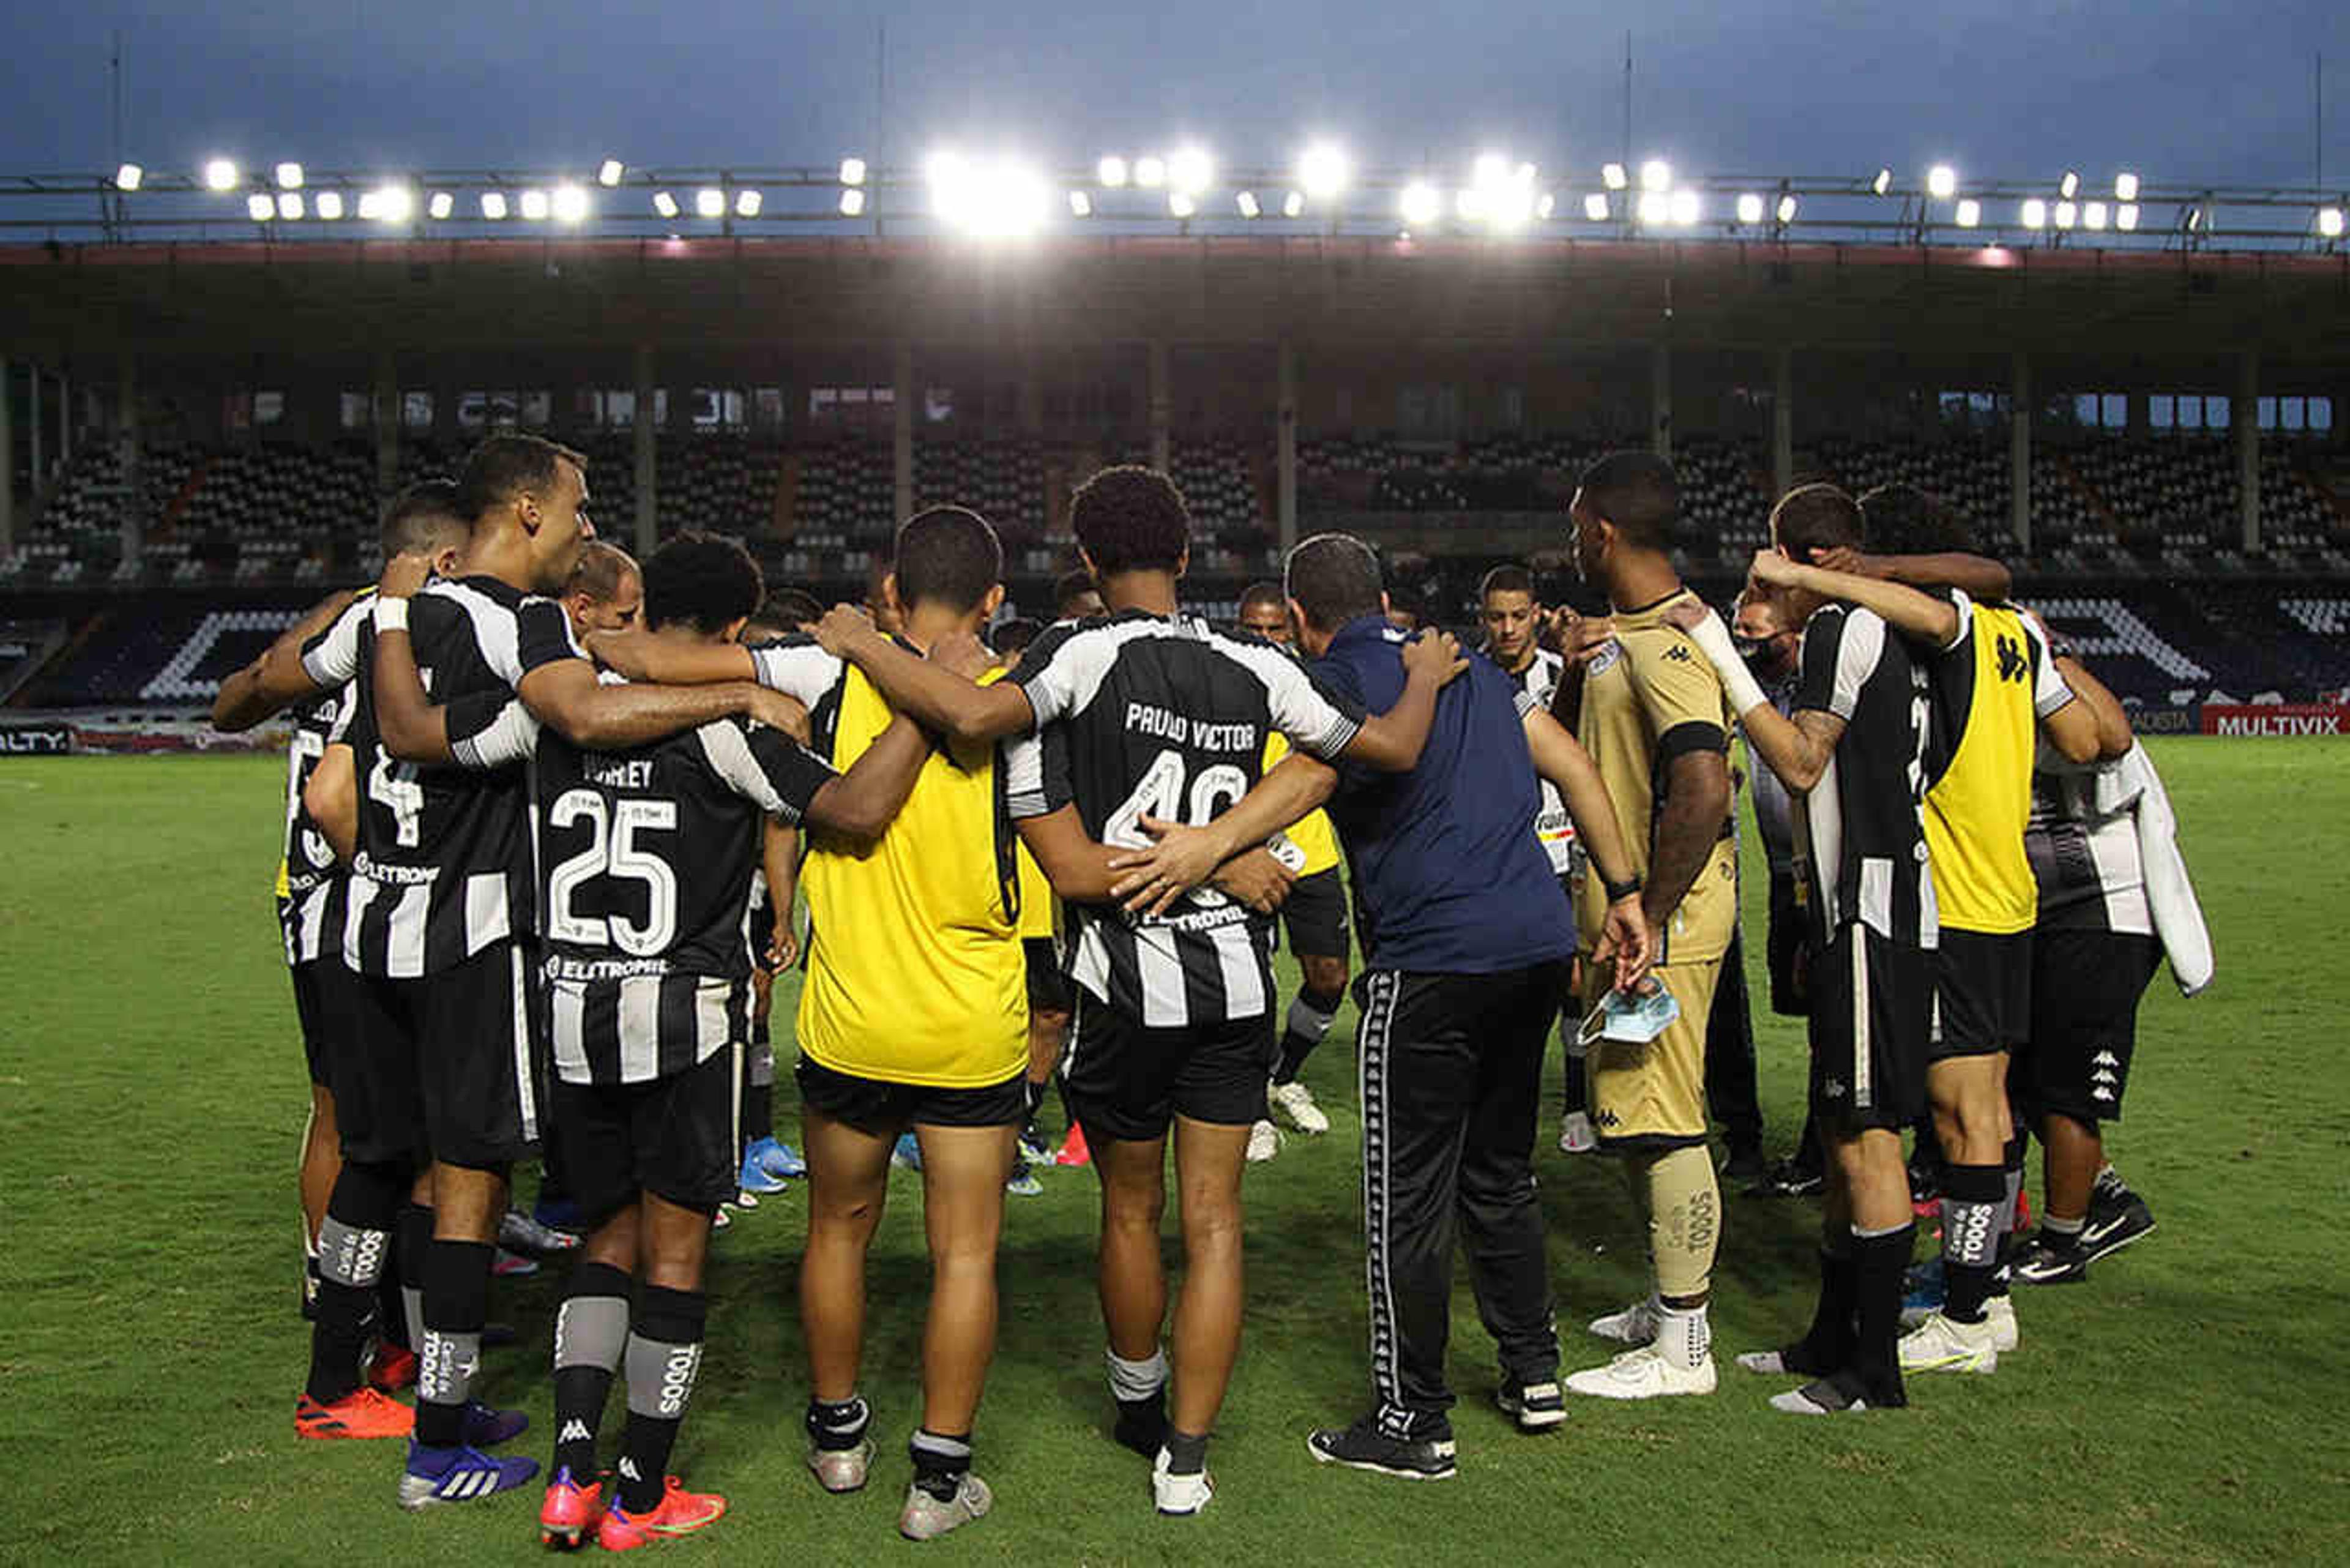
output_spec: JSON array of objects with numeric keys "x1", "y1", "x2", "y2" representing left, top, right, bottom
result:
[
  {"x1": 461, "y1": 1400, "x2": 529, "y2": 1448},
  {"x1": 397, "y1": 1440, "x2": 540, "y2": 1510},
  {"x1": 891, "y1": 1133, "x2": 924, "y2": 1172},
  {"x1": 739, "y1": 1144, "x2": 788, "y2": 1196},
  {"x1": 751, "y1": 1137, "x2": 807, "y2": 1180}
]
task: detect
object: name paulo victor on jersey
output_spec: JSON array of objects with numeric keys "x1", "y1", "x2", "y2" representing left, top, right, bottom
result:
[{"x1": 1123, "y1": 701, "x2": 1259, "y2": 753}]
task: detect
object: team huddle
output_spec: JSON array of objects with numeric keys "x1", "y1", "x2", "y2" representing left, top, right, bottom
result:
[{"x1": 212, "y1": 434, "x2": 2210, "y2": 1547}]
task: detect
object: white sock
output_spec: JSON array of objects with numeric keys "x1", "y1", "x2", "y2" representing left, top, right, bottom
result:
[{"x1": 1657, "y1": 1302, "x2": 1711, "y2": 1369}]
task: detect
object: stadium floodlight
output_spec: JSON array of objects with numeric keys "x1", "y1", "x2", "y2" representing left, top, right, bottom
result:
[
  {"x1": 1955, "y1": 198, "x2": 1981, "y2": 228},
  {"x1": 1168, "y1": 146, "x2": 1213, "y2": 196},
  {"x1": 1537, "y1": 192, "x2": 1554, "y2": 219},
  {"x1": 2116, "y1": 202, "x2": 2139, "y2": 231},
  {"x1": 277, "y1": 192, "x2": 303, "y2": 220},
  {"x1": 840, "y1": 188, "x2": 866, "y2": 217},
  {"x1": 2054, "y1": 200, "x2": 2077, "y2": 230},
  {"x1": 428, "y1": 191, "x2": 453, "y2": 220},
  {"x1": 1777, "y1": 192, "x2": 1799, "y2": 224},
  {"x1": 1639, "y1": 159, "x2": 1672, "y2": 193},
  {"x1": 1871, "y1": 167, "x2": 1892, "y2": 196},
  {"x1": 1283, "y1": 189, "x2": 1305, "y2": 218},
  {"x1": 245, "y1": 193, "x2": 274, "y2": 222},
  {"x1": 1469, "y1": 154, "x2": 1536, "y2": 229},
  {"x1": 694, "y1": 187, "x2": 725, "y2": 218},
  {"x1": 732, "y1": 188, "x2": 760, "y2": 218},
  {"x1": 1669, "y1": 189, "x2": 1701, "y2": 226},
  {"x1": 114, "y1": 162, "x2": 143, "y2": 192},
  {"x1": 1168, "y1": 191, "x2": 1196, "y2": 218},
  {"x1": 1134, "y1": 155, "x2": 1166, "y2": 189},
  {"x1": 1927, "y1": 165, "x2": 1957, "y2": 200},
  {"x1": 365, "y1": 185, "x2": 413, "y2": 225},
  {"x1": 2114, "y1": 171, "x2": 2139, "y2": 202},
  {"x1": 2059, "y1": 170, "x2": 2080, "y2": 199},
  {"x1": 2021, "y1": 198, "x2": 2046, "y2": 229},
  {"x1": 931, "y1": 155, "x2": 1051, "y2": 238},
  {"x1": 1067, "y1": 189, "x2": 1091, "y2": 217},
  {"x1": 204, "y1": 158, "x2": 239, "y2": 192},
  {"x1": 2083, "y1": 200, "x2": 2107, "y2": 230},
  {"x1": 520, "y1": 188, "x2": 551, "y2": 221},
  {"x1": 1455, "y1": 186, "x2": 1485, "y2": 222},
  {"x1": 555, "y1": 184, "x2": 592, "y2": 222},
  {"x1": 1583, "y1": 191, "x2": 1610, "y2": 221},
  {"x1": 1097, "y1": 155, "x2": 1128, "y2": 188},
  {"x1": 1636, "y1": 190, "x2": 1669, "y2": 226},
  {"x1": 652, "y1": 189, "x2": 679, "y2": 218},
  {"x1": 1602, "y1": 162, "x2": 1628, "y2": 190},
  {"x1": 1398, "y1": 181, "x2": 1442, "y2": 226},
  {"x1": 2321, "y1": 207, "x2": 2347, "y2": 239},
  {"x1": 275, "y1": 162, "x2": 304, "y2": 190},
  {"x1": 598, "y1": 159, "x2": 624, "y2": 188},
  {"x1": 1474, "y1": 152, "x2": 1509, "y2": 189},
  {"x1": 838, "y1": 157, "x2": 866, "y2": 187},
  {"x1": 1298, "y1": 141, "x2": 1349, "y2": 201},
  {"x1": 317, "y1": 190, "x2": 346, "y2": 220},
  {"x1": 1736, "y1": 192, "x2": 1764, "y2": 225},
  {"x1": 1236, "y1": 190, "x2": 1261, "y2": 218},
  {"x1": 477, "y1": 191, "x2": 505, "y2": 220},
  {"x1": 2184, "y1": 205, "x2": 2203, "y2": 231}
]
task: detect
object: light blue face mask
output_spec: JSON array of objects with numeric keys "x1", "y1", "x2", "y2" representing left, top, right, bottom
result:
[{"x1": 1577, "y1": 977, "x2": 1680, "y2": 1047}]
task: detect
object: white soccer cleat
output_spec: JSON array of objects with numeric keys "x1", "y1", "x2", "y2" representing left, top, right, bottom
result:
[
  {"x1": 1587, "y1": 1296, "x2": 1662, "y2": 1346},
  {"x1": 1563, "y1": 1344, "x2": 1717, "y2": 1400},
  {"x1": 1245, "y1": 1120, "x2": 1282, "y2": 1163},
  {"x1": 1268, "y1": 1079, "x2": 1330, "y2": 1135},
  {"x1": 1152, "y1": 1449, "x2": 1214, "y2": 1516},
  {"x1": 807, "y1": 1438, "x2": 875, "y2": 1494},
  {"x1": 1558, "y1": 1111, "x2": 1597, "y2": 1154},
  {"x1": 1898, "y1": 1311, "x2": 1999, "y2": 1375},
  {"x1": 898, "y1": 1473, "x2": 991, "y2": 1540}
]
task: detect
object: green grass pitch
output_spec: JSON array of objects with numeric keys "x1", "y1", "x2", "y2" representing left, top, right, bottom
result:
[{"x1": 2, "y1": 738, "x2": 2346, "y2": 1565}]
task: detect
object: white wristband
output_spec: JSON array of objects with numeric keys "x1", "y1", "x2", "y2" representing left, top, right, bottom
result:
[
  {"x1": 373, "y1": 596, "x2": 409, "y2": 634},
  {"x1": 1682, "y1": 608, "x2": 1770, "y2": 717}
]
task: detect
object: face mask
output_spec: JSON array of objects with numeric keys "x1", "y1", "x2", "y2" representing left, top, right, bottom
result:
[{"x1": 1577, "y1": 977, "x2": 1681, "y2": 1047}]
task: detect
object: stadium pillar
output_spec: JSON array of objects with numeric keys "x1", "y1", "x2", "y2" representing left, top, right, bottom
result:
[
  {"x1": 1772, "y1": 348, "x2": 1794, "y2": 501},
  {"x1": 372, "y1": 352, "x2": 398, "y2": 514},
  {"x1": 1149, "y1": 342, "x2": 1171, "y2": 472},
  {"x1": 633, "y1": 346, "x2": 657, "y2": 556},
  {"x1": 2239, "y1": 352, "x2": 2261, "y2": 553},
  {"x1": 1277, "y1": 342, "x2": 1299, "y2": 553},
  {"x1": 1650, "y1": 345, "x2": 1673, "y2": 461},
  {"x1": 893, "y1": 342, "x2": 914, "y2": 525},
  {"x1": 59, "y1": 368, "x2": 72, "y2": 468},
  {"x1": 2010, "y1": 353, "x2": 2033, "y2": 555},
  {"x1": 0, "y1": 359, "x2": 13, "y2": 561},
  {"x1": 117, "y1": 351, "x2": 143, "y2": 569},
  {"x1": 29, "y1": 364, "x2": 42, "y2": 497}
]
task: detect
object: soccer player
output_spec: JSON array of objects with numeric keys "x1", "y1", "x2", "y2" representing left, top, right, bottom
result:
[
  {"x1": 1559, "y1": 451, "x2": 1738, "y2": 1401},
  {"x1": 1748, "y1": 495, "x2": 2107, "y2": 1376},
  {"x1": 1237, "y1": 581, "x2": 1349, "y2": 1151},
  {"x1": 561, "y1": 541, "x2": 643, "y2": 639},
  {"x1": 1280, "y1": 532, "x2": 1649, "y2": 1479},
  {"x1": 1663, "y1": 485, "x2": 1939, "y2": 1414},
  {"x1": 803, "y1": 465, "x2": 1466, "y2": 1515},
  {"x1": 329, "y1": 434, "x2": 805, "y2": 1510},
  {"x1": 1054, "y1": 567, "x2": 1106, "y2": 621}
]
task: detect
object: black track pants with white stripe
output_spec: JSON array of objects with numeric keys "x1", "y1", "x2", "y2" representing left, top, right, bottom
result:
[{"x1": 1356, "y1": 962, "x2": 1565, "y2": 1427}]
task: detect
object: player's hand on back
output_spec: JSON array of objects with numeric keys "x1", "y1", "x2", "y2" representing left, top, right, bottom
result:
[
  {"x1": 813, "y1": 603, "x2": 873, "y2": 655},
  {"x1": 746, "y1": 687, "x2": 813, "y2": 744},
  {"x1": 584, "y1": 625, "x2": 655, "y2": 681},
  {"x1": 1562, "y1": 613, "x2": 1616, "y2": 665},
  {"x1": 1106, "y1": 816, "x2": 1237, "y2": 917},
  {"x1": 927, "y1": 631, "x2": 993, "y2": 681},
  {"x1": 378, "y1": 551, "x2": 435, "y2": 602},
  {"x1": 1402, "y1": 627, "x2": 1470, "y2": 687},
  {"x1": 1207, "y1": 848, "x2": 1299, "y2": 915},
  {"x1": 1808, "y1": 545, "x2": 1884, "y2": 579},
  {"x1": 1658, "y1": 598, "x2": 1712, "y2": 635},
  {"x1": 1748, "y1": 550, "x2": 1803, "y2": 591}
]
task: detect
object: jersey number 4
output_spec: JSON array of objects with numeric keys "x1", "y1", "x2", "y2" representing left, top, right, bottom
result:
[
  {"x1": 1103, "y1": 749, "x2": 1250, "y2": 849},
  {"x1": 545, "y1": 789, "x2": 680, "y2": 956}
]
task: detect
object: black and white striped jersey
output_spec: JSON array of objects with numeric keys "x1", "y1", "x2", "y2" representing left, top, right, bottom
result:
[
  {"x1": 305, "y1": 577, "x2": 577, "y2": 978},
  {"x1": 1002, "y1": 611, "x2": 1366, "y2": 1028},
  {"x1": 536, "y1": 717, "x2": 835, "y2": 1086},
  {"x1": 748, "y1": 636, "x2": 849, "y2": 750},
  {"x1": 278, "y1": 681, "x2": 351, "y2": 966},
  {"x1": 1791, "y1": 604, "x2": 1939, "y2": 950},
  {"x1": 2026, "y1": 749, "x2": 2150, "y2": 936},
  {"x1": 1498, "y1": 647, "x2": 1576, "y2": 874}
]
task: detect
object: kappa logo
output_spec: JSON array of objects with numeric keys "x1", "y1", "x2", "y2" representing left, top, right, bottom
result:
[
  {"x1": 2094, "y1": 1051, "x2": 2121, "y2": 1067},
  {"x1": 559, "y1": 1419, "x2": 592, "y2": 1444},
  {"x1": 1663, "y1": 644, "x2": 1693, "y2": 663},
  {"x1": 1822, "y1": 1078, "x2": 1846, "y2": 1100},
  {"x1": 1995, "y1": 633, "x2": 2029, "y2": 684},
  {"x1": 1592, "y1": 1108, "x2": 1622, "y2": 1129}
]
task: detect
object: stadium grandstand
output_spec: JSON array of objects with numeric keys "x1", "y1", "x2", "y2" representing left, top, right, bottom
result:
[{"x1": 2, "y1": 154, "x2": 2347, "y2": 725}]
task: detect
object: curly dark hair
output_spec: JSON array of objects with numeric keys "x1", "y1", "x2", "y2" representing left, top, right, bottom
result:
[
  {"x1": 643, "y1": 531, "x2": 765, "y2": 636},
  {"x1": 1070, "y1": 465, "x2": 1190, "y2": 577}
]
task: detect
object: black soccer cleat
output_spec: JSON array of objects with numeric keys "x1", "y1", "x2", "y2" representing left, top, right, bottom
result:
[
  {"x1": 2010, "y1": 1233, "x2": 2091, "y2": 1286},
  {"x1": 1494, "y1": 1378, "x2": 1567, "y2": 1433},
  {"x1": 1307, "y1": 1416, "x2": 1457, "y2": 1480},
  {"x1": 2080, "y1": 1187, "x2": 2155, "y2": 1266}
]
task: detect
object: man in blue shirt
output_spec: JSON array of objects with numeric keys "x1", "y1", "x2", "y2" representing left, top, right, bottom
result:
[{"x1": 1285, "y1": 532, "x2": 1652, "y2": 1480}]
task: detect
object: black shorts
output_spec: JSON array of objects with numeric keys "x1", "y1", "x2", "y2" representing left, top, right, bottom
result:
[
  {"x1": 2012, "y1": 930, "x2": 2162, "y2": 1124},
  {"x1": 1062, "y1": 992, "x2": 1275, "y2": 1143},
  {"x1": 1280, "y1": 867, "x2": 1350, "y2": 963},
  {"x1": 289, "y1": 958, "x2": 341, "y2": 1088},
  {"x1": 1808, "y1": 927, "x2": 1933, "y2": 1133},
  {"x1": 1766, "y1": 870, "x2": 1811, "y2": 1018},
  {"x1": 796, "y1": 1055, "x2": 1027, "y2": 1133},
  {"x1": 556, "y1": 1048, "x2": 740, "y2": 1226},
  {"x1": 1931, "y1": 929, "x2": 2031, "y2": 1061},
  {"x1": 1024, "y1": 937, "x2": 1072, "y2": 1016},
  {"x1": 343, "y1": 941, "x2": 540, "y2": 1169}
]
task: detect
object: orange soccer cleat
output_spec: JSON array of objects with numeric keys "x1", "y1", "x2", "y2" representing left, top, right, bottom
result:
[
  {"x1": 595, "y1": 1476, "x2": 727, "y2": 1551},
  {"x1": 294, "y1": 1387, "x2": 416, "y2": 1441}
]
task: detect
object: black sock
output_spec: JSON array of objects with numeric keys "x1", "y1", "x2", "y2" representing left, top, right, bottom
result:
[
  {"x1": 1563, "y1": 1047, "x2": 1588, "y2": 1112},
  {"x1": 617, "y1": 1285, "x2": 707, "y2": 1515},
  {"x1": 552, "y1": 1260, "x2": 633, "y2": 1481},
  {"x1": 909, "y1": 1428, "x2": 972, "y2": 1502},
  {"x1": 1274, "y1": 984, "x2": 1344, "y2": 1085},
  {"x1": 416, "y1": 1238, "x2": 495, "y2": 1448},
  {"x1": 305, "y1": 1166, "x2": 403, "y2": 1404},
  {"x1": 305, "y1": 1280, "x2": 378, "y2": 1404},
  {"x1": 1940, "y1": 1163, "x2": 2005, "y2": 1324},
  {"x1": 1113, "y1": 1387, "x2": 1167, "y2": 1458},
  {"x1": 1162, "y1": 1427, "x2": 1209, "y2": 1476},
  {"x1": 397, "y1": 1203, "x2": 433, "y2": 1352},
  {"x1": 1786, "y1": 1245, "x2": 1856, "y2": 1375},
  {"x1": 1850, "y1": 1222, "x2": 1915, "y2": 1406},
  {"x1": 807, "y1": 1393, "x2": 871, "y2": 1453}
]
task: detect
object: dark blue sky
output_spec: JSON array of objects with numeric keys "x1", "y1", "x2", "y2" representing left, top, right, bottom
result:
[{"x1": 6, "y1": 2, "x2": 2346, "y2": 192}]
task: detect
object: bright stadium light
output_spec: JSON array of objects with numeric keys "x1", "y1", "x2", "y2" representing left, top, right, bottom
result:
[
  {"x1": 2021, "y1": 198, "x2": 2046, "y2": 229},
  {"x1": 733, "y1": 187, "x2": 761, "y2": 218},
  {"x1": 275, "y1": 162, "x2": 304, "y2": 190},
  {"x1": 2083, "y1": 200, "x2": 2108, "y2": 230},
  {"x1": 1777, "y1": 192, "x2": 1799, "y2": 223},
  {"x1": 1236, "y1": 190, "x2": 1261, "y2": 218},
  {"x1": 2116, "y1": 202, "x2": 2139, "y2": 231},
  {"x1": 1168, "y1": 146, "x2": 1213, "y2": 196},
  {"x1": 1134, "y1": 155, "x2": 1166, "y2": 189},
  {"x1": 838, "y1": 157, "x2": 866, "y2": 187},
  {"x1": 1455, "y1": 186, "x2": 1485, "y2": 222},
  {"x1": 1583, "y1": 192, "x2": 1611, "y2": 220},
  {"x1": 520, "y1": 188, "x2": 551, "y2": 221},
  {"x1": 2114, "y1": 171, "x2": 2139, "y2": 201},
  {"x1": 1398, "y1": 181, "x2": 1442, "y2": 226},
  {"x1": 555, "y1": 185, "x2": 592, "y2": 222},
  {"x1": 652, "y1": 189, "x2": 679, "y2": 218},
  {"x1": 362, "y1": 185, "x2": 412, "y2": 225},
  {"x1": 1474, "y1": 152, "x2": 1509, "y2": 189},
  {"x1": 316, "y1": 190, "x2": 345, "y2": 220},
  {"x1": 695, "y1": 187, "x2": 725, "y2": 218},
  {"x1": 477, "y1": 191, "x2": 506, "y2": 220},
  {"x1": 1098, "y1": 155, "x2": 1128, "y2": 188},
  {"x1": 1955, "y1": 197, "x2": 1982, "y2": 228},
  {"x1": 1283, "y1": 189, "x2": 1305, "y2": 218},
  {"x1": 2321, "y1": 207, "x2": 2347, "y2": 239},
  {"x1": 931, "y1": 155, "x2": 1051, "y2": 238},
  {"x1": 1602, "y1": 162, "x2": 1628, "y2": 190},
  {"x1": 2054, "y1": 200, "x2": 2077, "y2": 230},
  {"x1": 1637, "y1": 190, "x2": 1669, "y2": 226},
  {"x1": 277, "y1": 192, "x2": 303, "y2": 220},
  {"x1": 2059, "y1": 170, "x2": 2080, "y2": 200},
  {"x1": 1669, "y1": 188, "x2": 1701, "y2": 226},
  {"x1": 1736, "y1": 192, "x2": 1765, "y2": 224},
  {"x1": 427, "y1": 190, "x2": 453, "y2": 220},
  {"x1": 1640, "y1": 159, "x2": 1672, "y2": 193},
  {"x1": 1927, "y1": 165, "x2": 1957, "y2": 200},
  {"x1": 1067, "y1": 189, "x2": 1092, "y2": 217},
  {"x1": 204, "y1": 157, "x2": 239, "y2": 192},
  {"x1": 1298, "y1": 141, "x2": 1349, "y2": 201},
  {"x1": 1469, "y1": 154, "x2": 1536, "y2": 228},
  {"x1": 598, "y1": 159, "x2": 625, "y2": 188},
  {"x1": 1168, "y1": 191, "x2": 1196, "y2": 218},
  {"x1": 114, "y1": 162, "x2": 143, "y2": 191},
  {"x1": 840, "y1": 188, "x2": 866, "y2": 217},
  {"x1": 245, "y1": 193, "x2": 274, "y2": 222},
  {"x1": 1537, "y1": 192, "x2": 1554, "y2": 219},
  {"x1": 1871, "y1": 167, "x2": 1892, "y2": 196}
]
